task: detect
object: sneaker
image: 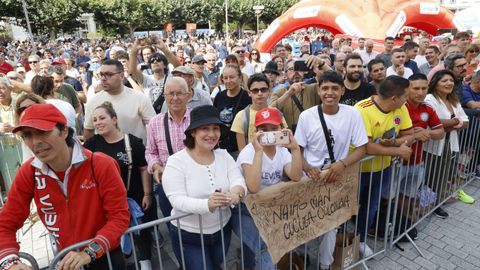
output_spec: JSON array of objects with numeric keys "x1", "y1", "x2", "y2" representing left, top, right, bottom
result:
[
  {"x1": 458, "y1": 189, "x2": 475, "y2": 204},
  {"x1": 359, "y1": 242, "x2": 373, "y2": 258},
  {"x1": 433, "y1": 207, "x2": 449, "y2": 219}
]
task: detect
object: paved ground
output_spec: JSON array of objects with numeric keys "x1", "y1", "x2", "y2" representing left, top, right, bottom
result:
[{"x1": 18, "y1": 177, "x2": 480, "y2": 270}]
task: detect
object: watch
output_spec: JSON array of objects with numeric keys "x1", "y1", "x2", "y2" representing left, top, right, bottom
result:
[{"x1": 86, "y1": 241, "x2": 104, "y2": 260}]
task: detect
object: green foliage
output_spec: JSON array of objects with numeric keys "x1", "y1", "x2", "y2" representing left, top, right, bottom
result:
[{"x1": 0, "y1": 0, "x2": 300, "y2": 36}]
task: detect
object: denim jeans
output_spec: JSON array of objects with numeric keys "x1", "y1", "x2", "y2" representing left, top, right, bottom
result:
[
  {"x1": 357, "y1": 167, "x2": 392, "y2": 242},
  {"x1": 169, "y1": 220, "x2": 232, "y2": 270},
  {"x1": 231, "y1": 203, "x2": 275, "y2": 270}
]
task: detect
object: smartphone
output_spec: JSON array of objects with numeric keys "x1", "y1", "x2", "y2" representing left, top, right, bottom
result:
[
  {"x1": 259, "y1": 131, "x2": 290, "y2": 146},
  {"x1": 382, "y1": 127, "x2": 396, "y2": 140},
  {"x1": 294, "y1": 60, "x2": 311, "y2": 72}
]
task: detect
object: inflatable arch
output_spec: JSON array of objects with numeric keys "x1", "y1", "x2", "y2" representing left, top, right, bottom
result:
[{"x1": 255, "y1": 0, "x2": 456, "y2": 53}]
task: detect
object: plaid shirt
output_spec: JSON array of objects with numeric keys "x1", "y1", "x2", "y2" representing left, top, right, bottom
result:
[{"x1": 145, "y1": 108, "x2": 191, "y2": 173}]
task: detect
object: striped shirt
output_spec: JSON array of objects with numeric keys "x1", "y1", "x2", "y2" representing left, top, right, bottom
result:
[{"x1": 145, "y1": 108, "x2": 191, "y2": 173}]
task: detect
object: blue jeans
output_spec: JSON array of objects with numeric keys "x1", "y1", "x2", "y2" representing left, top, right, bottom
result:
[
  {"x1": 231, "y1": 203, "x2": 275, "y2": 270},
  {"x1": 357, "y1": 167, "x2": 391, "y2": 242},
  {"x1": 169, "y1": 220, "x2": 232, "y2": 270}
]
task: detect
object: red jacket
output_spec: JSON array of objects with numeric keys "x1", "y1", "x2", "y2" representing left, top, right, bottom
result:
[{"x1": 0, "y1": 146, "x2": 130, "y2": 261}]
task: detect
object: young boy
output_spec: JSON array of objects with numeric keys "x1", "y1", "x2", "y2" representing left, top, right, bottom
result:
[
  {"x1": 295, "y1": 71, "x2": 368, "y2": 269},
  {"x1": 231, "y1": 73, "x2": 287, "y2": 151},
  {"x1": 354, "y1": 75, "x2": 414, "y2": 257}
]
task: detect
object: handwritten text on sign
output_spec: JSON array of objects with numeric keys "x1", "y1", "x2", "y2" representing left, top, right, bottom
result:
[{"x1": 244, "y1": 163, "x2": 359, "y2": 264}]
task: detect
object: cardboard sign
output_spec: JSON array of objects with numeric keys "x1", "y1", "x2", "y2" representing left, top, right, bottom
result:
[{"x1": 244, "y1": 163, "x2": 360, "y2": 264}]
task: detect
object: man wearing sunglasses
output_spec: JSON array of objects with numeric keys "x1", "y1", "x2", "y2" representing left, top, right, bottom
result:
[
  {"x1": 24, "y1": 55, "x2": 41, "y2": 84},
  {"x1": 129, "y1": 37, "x2": 181, "y2": 111},
  {"x1": 232, "y1": 45, "x2": 255, "y2": 77}
]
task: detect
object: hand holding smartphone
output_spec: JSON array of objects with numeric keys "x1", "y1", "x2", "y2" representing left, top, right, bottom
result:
[{"x1": 259, "y1": 130, "x2": 290, "y2": 146}]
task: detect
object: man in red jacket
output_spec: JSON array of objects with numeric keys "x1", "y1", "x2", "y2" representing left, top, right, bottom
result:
[{"x1": 0, "y1": 104, "x2": 130, "y2": 270}]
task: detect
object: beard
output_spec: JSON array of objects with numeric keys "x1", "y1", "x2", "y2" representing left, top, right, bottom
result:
[{"x1": 346, "y1": 72, "x2": 360, "y2": 82}]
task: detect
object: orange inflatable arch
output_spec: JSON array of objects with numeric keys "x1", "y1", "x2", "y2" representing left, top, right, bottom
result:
[{"x1": 255, "y1": 0, "x2": 456, "y2": 53}]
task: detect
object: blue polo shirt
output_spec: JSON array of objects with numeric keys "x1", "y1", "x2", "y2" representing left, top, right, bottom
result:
[{"x1": 461, "y1": 84, "x2": 480, "y2": 108}]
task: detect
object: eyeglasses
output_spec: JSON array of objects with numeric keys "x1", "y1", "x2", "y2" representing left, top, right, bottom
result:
[
  {"x1": 249, "y1": 87, "x2": 269, "y2": 94},
  {"x1": 98, "y1": 72, "x2": 122, "y2": 79},
  {"x1": 235, "y1": 50, "x2": 245, "y2": 54},
  {"x1": 165, "y1": 92, "x2": 188, "y2": 98},
  {"x1": 28, "y1": 61, "x2": 38, "y2": 64},
  {"x1": 286, "y1": 67, "x2": 295, "y2": 72},
  {"x1": 455, "y1": 63, "x2": 467, "y2": 69}
]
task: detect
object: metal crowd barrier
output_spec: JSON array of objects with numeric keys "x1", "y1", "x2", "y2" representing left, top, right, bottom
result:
[{"x1": 38, "y1": 113, "x2": 480, "y2": 269}]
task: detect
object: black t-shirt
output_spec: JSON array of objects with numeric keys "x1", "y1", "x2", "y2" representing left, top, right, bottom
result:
[
  {"x1": 213, "y1": 89, "x2": 251, "y2": 152},
  {"x1": 340, "y1": 81, "x2": 377, "y2": 106},
  {"x1": 84, "y1": 134, "x2": 149, "y2": 204}
]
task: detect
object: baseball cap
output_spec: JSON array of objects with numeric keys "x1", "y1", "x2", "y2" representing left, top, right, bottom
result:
[
  {"x1": 255, "y1": 107, "x2": 282, "y2": 127},
  {"x1": 192, "y1": 55, "x2": 206, "y2": 64},
  {"x1": 51, "y1": 57, "x2": 66, "y2": 65},
  {"x1": 172, "y1": 66, "x2": 195, "y2": 76},
  {"x1": 13, "y1": 104, "x2": 66, "y2": 133}
]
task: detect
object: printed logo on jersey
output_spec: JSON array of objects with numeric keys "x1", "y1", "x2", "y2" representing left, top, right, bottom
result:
[
  {"x1": 420, "y1": 112, "x2": 429, "y2": 122},
  {"x1": 394, "y1": 116, "x2": 401, "y2": 126},
  {"x1": 80, "y1": 178, "x2": 97, "y2": 190}
]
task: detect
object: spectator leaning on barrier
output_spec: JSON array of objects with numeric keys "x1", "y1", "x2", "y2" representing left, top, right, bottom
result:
[
  {"x1": 162, "y1": 105, "x2": 247, "y2": 270},
  {"x1": 234, "y1": 107, "x2": 302, "y2": 269},
  {"x1": 0, "y1": 104, "x2": 130, "y2": 270},
  {"x1": 145, "y1": 77, "x2": 192, "y2": 219},
  {"x1": 424, "y1": 70, "x2": 471, "y2": 218},
  {"x1": 295, "y1": 71, "x2": 368, "y2": 269},
  {"x1": 354, "y1": 75, "x2": 414, "y2": 257},
  {"x1": 397, "y1": 74, "x2": 444, "y2": 215}
]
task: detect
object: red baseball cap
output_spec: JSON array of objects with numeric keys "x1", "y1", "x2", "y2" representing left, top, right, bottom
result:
[
  {"x1": 51, "y1": 57, "x2": 67, "y2": 65},
  {"x1": 255, "y1": 107, "x2": 282, "y2": 127},
  {"x1": 13, "y1": 104, "x2": 66, "y2": 133}
]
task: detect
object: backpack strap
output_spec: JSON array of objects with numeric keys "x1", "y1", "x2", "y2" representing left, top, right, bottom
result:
[
  {"x1": 242, "y1": 105, "x2": 250, "y2": 145},
  {"x1": 124, "y1": 134, "x2": 133, "y2": 192}
]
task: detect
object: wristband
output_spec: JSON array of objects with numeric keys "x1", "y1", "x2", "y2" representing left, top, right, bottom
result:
[
  {"x1": 144, "y1": 192, "x2": 152, "y2": 196},
  {"x1": 84, "y1": 247, "x2": 96, "y2": 263},
  {"x1": 0, "y1": 258, "x2": 20, "y2": 270}
]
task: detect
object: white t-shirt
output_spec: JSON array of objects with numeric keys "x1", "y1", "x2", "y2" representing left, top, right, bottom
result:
[
  {"x1": 241, "y1": 62, "x2": 255, "y2": 77},
  {"x1": 84, "y1": 86, "x2": 156, "y2": 143},
  {"x1": 414, "y1": 55, "x2": 428, "y2": 67},
  {"x1": 46, "y1": 99, "x2": 76, "y2": 133},
  {"x1": 386, "y1": 66, "x2": 413, "y2": 79},
  {"x1": 142, "y1": 73, "x2": 168, "y2": 104},
  {"x1": 236, "y1": 143, "x2": 292, "y2": 191},
  {"x1": 295, "y1": 104, "x2": 368, "y2": 168}
]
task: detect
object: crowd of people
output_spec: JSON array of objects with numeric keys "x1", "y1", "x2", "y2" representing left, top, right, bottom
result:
[{"x1": 0, "y1": 29, "x2": 479, "y2": 270}]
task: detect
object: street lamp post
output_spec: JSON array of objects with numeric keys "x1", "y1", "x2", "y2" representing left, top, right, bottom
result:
[
  {"x1": 253, "y1": 5, "x2": 264, "y2": 35},
  {"x1": 21, "y1": 0, "x2": 35, "y2": 45},
  {"x1": 225, "y1": 0, "x2": 229, "y2": 45}
]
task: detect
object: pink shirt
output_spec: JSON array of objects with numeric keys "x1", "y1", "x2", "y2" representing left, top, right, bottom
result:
[{"x1": 145, "y1": 108, "x2": 191, "y2": 173}]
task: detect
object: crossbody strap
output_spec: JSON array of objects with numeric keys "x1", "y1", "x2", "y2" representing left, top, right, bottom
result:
[
  {"x1": 317, "y1": 105, "x2": 335, "y2": 163},
  {"x1": 291, "y1": 94, "x2": 304, "y2": 112},
  {"x1": 164, "y1": 112, "x2": 174, "y2": 156},
  {"x1": 124, "y1": 134, "x2": 133, "y2": 192}
]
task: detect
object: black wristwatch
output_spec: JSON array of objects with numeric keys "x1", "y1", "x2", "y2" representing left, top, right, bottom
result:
[{"x1": 84, "y1": 246, "x2": 96, "y2": 263}]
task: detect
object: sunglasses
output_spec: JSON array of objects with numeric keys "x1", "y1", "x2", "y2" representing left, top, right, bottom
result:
[
  {"x1": 235, "y1": 50, "x2": 245, "y2": 54},
  {"x1": 469, "y1": 49, "x2": 480, "y2": 53},
  {"x1": 251, "y1": 52, "x2": 258, "y2": 55},
  {"x1": 150, "y1": 58, "x2": 163, "y2": 64},
  {"x1": 28, "y1": 61, "x2": 38, "y2": 64},
  {"x1": 249, "y1": 87, "x2": 269, "y2": 94}
]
